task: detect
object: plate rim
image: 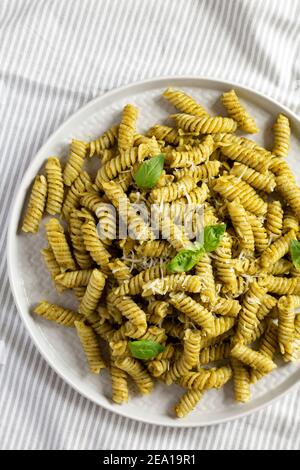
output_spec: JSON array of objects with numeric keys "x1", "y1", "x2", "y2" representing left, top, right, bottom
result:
[{"x1": 7, "y1": 75, "x2": 300, "y2": 428}]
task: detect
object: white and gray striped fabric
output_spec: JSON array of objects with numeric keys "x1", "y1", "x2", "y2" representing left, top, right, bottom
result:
[{"x1": 1, "y1": 0, "x2": 300, "y2": 450}]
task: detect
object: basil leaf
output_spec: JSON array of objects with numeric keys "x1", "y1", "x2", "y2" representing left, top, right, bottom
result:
[
  {"x1": 204, "y1": 224, "x2": 226, "y2": 252},
  {"x1": 133, "y1": 154, "x2": 165, "y2": 189},
  {"x1": 290, "y1": 239, "x2": 300, "y2": 270},
  {"x1": 167, "y1": 246, "x2": 205, "y2": 273},
  {"x1": 129, "y1": 340, "x2": 165, "y2": 360}
]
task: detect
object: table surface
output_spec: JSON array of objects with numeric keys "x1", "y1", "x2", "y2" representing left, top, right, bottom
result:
[{"x1": 1, "y1": 0, "x2": 300, "y2": 450}]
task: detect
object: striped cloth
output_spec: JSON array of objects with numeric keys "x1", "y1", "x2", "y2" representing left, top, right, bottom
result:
[{"x1": 1, "y1": 0, "x2": 300, "y2": 450}]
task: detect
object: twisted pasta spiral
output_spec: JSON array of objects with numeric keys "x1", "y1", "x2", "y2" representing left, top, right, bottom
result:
[
  {"x1": 75, "y1": 321, "x2": 105, "y2": 374},
  {"x1": 22, "y1": 175, "x2": 47, "y2": 233},
  {"x1": 230, "y1": 162, "x2": 276, "y2": 193},
  {"x1": 148, "y1": 124, "x2": 179, "y2": 145},
  {"x1": 259, "y1": 230, "x2": 295, "y2": 269},
  {"x1": 174, "y1": 389, "x2": 203, "y2": 418},
  {"x1": 89, "y1": 125, "x2": 118, "y2": 157},
  {"x1": 283, "y1": 208, "x2": 299, "y2": 234},
  {"x1": 69, "y1": 210, "x2": 94, "y2": 269},
  {"x1": 163, "y1": 87, "x2": 208, "y2": 117},
  {"x1": 251, "y1": 323, "x2": 278, "y2": 383},
  {"x1": 278, "y1": 296, "x2": 295, "y2": 356},
  {"x1": 142, "y1": 274, "x2": 203, "y2": 297},
  {"x1": 150, "y1": 175, "x2": 196, "y2": 203},
  {"x1": 265, "y1": 201, "x2": 284, "y2": 241},
  {"x1": 115, "y1": 356, "x2": 153, "y2": 394},
  {"x1": 118, "y1": 104, "x2": 138, "y2": 150},
  {"x1": 169, "y1": 292, "x2": 215, "y2": 333},
  {"x1": 219, "y1": 142, "x2": 271, "y2": 173},
  {"x1": 115, "y1": 297, "x2": 147, "y2": 338},
  {"x1": 227, "y1": 200, "x2": 254, "y2": 253},
  {"x1": 231, "y1": 343, "x2": 276, "y2": 374},
  {"x1": 235, "y1": 279, "x2": 268, "y2": 344},
  {"x1": 79, "y1": 269, "x2": 106, "y2": 320},
  {"x1": 195, "y1": 253, "x2": 217, "y2": 305},
  {"x1": 221, "y1": 89, "x2": 258, "y2": 133},
  {"x1": 110, "y1": 361, "x2": 129, "y2": 404},
  {"x1": 41, "y1": 247, "x2": 64, "y2": 292},
  {"x1": 55, "y1": 269, "x2": 93, "y2": 288},
  {"x1": 272, "y1": 113, "x2": 290, "y2": 158},
  {"x1": 172, "y1": 113, "x2": 237, "y2": 134},
  {"x1": 276, "y1": 174, "x2": 300, "y2": 220},
  {"x1": 45, "y1": 157, "x2": 64, "y2": 215},
  {"x1": 173, "y1": 160, "x2": 221, "y2": 181},
  {"x1": 45, "y1": 218, "x2": 76, "y2": 271},
  {"x1": 213, "y1": 232, "x2": 238, "y2": 294},
  {"x1": 199, "y1": 342, "x2": 231, "y2": 365},
  {"x1": 164, "y1": 329, "x2": 201, "y2": 384},
  {"x1": 62, "y1": 171, "x2": 93, "y2": 221},
  {"x1": 231, "y1": 358, "x2": 250, "y2": 403},
  {"x1": 34, "y1": 301, "x2": 82, "y2": 326},
  {"x1": 63, "y1": 139, "x2": 87, "y2": 186},
  {"x1": 213, "y1": 175, "x2": 267, "y2": 216},
  {"x1": 246, "y1": 212, "x2": 269, "y2": 253},
  {"x1": 211, "y1": 297, "x2": 241, "y2": 317},
  {"x1": 166, "y1": 135, "x2": 214, "y2": 168},
  {"x1": 265, "y1": 275, "x2": 300, "y2": 295},
  {"x1": 135, "y1": 240, "x2": 176, "y2": 258},
  {"x1": 82, "y1": 218, "x2": 111, "y2": 267}
]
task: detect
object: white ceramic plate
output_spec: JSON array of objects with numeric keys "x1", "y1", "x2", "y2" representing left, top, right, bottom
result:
[{"x1": 7, "y1": 77, "x2": 300, "y2": 427}]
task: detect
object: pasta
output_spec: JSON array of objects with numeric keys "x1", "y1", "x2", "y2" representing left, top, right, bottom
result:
[
  {"x1": 231, "y1": 358, "x2": 250, "y2": 403},
  {"x1": 163, "y1": 87, "x2": 208, "y2": 117},
  {"x1": 276, "y1": 174, "x2": 300, "y2": 220},
  {"x1": 166, "y1": 135, "x2": 214, "y2": 168},
  {"x1": 148, "y1": 125, "x2": 179, "y2": 145},
  {"x1": 82, "y1": 218, "x2": 111, "y2": 267},
  {"x1": 174, "y1": 390, "x2": 203, "y2": 418},
  {"x1": 218, "y1": 141, "x2": 271, "y2": 173},
  {"x1": 62, "y1": 171, "x2": 93, "y2": 221},
  {"x1": 230, "y1": 162, "x2": 276, "y2": 193},
  {"x1": 231, "y1": 343, "x2": 277, "y2": 374},
  {"x1": 195, "y1": 253, "x2": 217, "y2": 305},
  {"x1": 115, "y1": 356, "x2": 153, "y2": 394},
  {"x1": 63, "y1": 139, "x2": 87, "y2": 186},
  {"x1": 213, "y1": 175, "x2": 267, "y2": 216},
  {"x1": 221, "y1": 89, "x2": 259, "y2": 134},
  {"x1": 259, "y1": 230, "x2": 295, "y2": 269},
  {"x1": 69, "y1": 210, "x2": 94, "y2": 269},
  {"x1": 164, "y1": 329, "x2": 201, "y2": 384},
  {"x1": 22, "y1": 175, "x2": 47, "y2": 233},
  {"x1": 55, "y1": 269, "x2": 93, "y2": 288},
  {"x1": 45, "y1": 157, "x2": 64, "y2": 215},
  {"x1": 45, "y1": 218, "x2": 76, "y2": 271},
  {"x1": 89, "y1": 125, "x2": 118, "y2": 157},
  {"x1": 41, "y1": 247, "x2": 64, "y2": 292},
  {"x1": 23, "y1": 89, "x2": 300, "y2": 418},
  {"x1": 118, "y1": 104, "x2": 138, "y2": 150},
  {"x1": 79, "y1": 269, "x2": 106, "y2": 320},
  {"x1": 168, "y1": 292, "x2": 215, "y2": 333},
  {"x1": 277, "y1": 296, "x2": 295, "y2": 356},
  {"x1": 33, "y1": 301, "x2": 82, "y2": 326},
  {"x1": 114, "y1": 297, "x2": 147, "y2": 338},
  {"x1": 227, "y1": 200, "x2": 254, "y2": 253},
  {"x1": 272, "y1": 113, "x2": 290, "y2": 158},
  {"x1": 235, "y1": 279, "x2": 268, "y2": 344},
  {"x1": 173, "y1": 160, "x2": 221, "y2": 181},
  {"x1": 75, "y1": 321, "x2": 106, "y2": 374},
  {"x1": 250, "y1": 323, "x2": 278, "y2": 383},
  {"x1": 171, "y1": 113, "x2": 237, "y2": 134}
]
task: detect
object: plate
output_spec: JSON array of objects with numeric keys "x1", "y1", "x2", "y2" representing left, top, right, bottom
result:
[{"x1": 7, "y1": 76, "x2": 300, "y2": 427}]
